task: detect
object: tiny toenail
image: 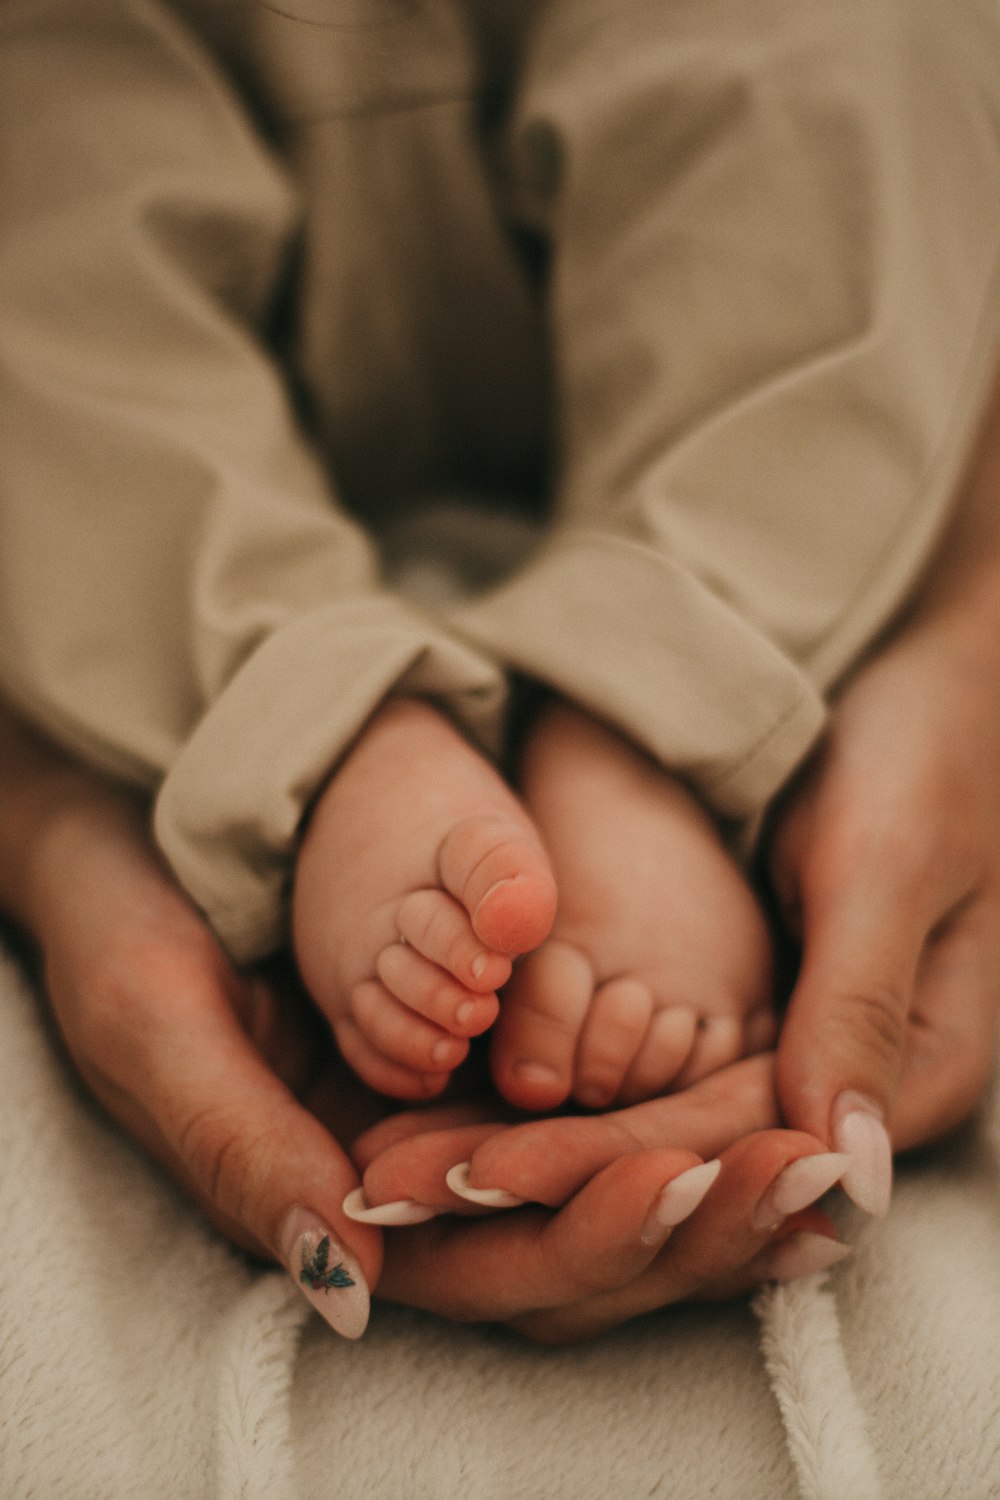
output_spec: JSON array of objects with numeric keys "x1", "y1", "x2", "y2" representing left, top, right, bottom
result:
[
  {"x1": 471, "y1": 954, "x2": 488, "y2": 979},
  {"x1": 455, "y1": 1000, "x2": 476, "y2": 1027},
  {"x1": 512, "y1": 1062, "x2": 562, "y2": 1088},
  {"x1": 431, "y1": 1039, "x2": 456, "y2": 1067}
]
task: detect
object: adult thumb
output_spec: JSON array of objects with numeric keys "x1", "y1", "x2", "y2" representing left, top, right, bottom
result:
[
  {"x1": 773, "y1": 863, "x2": 929, "y2": 1218},
  {"x1": 127, "y1": 977, "x2": 383, "y2": 1340}
]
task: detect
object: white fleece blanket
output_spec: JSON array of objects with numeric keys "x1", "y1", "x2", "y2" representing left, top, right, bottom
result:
[{"x1": 1, "y1": 937, "x2": 999, "y2": 1500}]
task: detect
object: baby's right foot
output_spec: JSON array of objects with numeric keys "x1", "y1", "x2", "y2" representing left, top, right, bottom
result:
[{"x1": 292, "y1": 698, "x2": 557, "y2": 1100}]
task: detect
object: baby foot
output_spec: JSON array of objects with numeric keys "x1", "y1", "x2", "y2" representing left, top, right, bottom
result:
[
  {"x1": 490, "y1": 699, "x2": 775, "y2": 1112},
  {"x1": 293, "y1": 697, "x2": 558, "y2": 1099}
]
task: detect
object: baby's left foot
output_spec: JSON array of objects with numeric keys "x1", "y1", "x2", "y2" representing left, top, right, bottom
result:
[{"x1": 491, "y1": 700, "x2": 776, "y2": 1111}]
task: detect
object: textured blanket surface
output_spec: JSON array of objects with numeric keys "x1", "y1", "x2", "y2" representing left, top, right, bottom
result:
[{"x1": 2, "y1": 940, "x2": 999, "y2": 1500}]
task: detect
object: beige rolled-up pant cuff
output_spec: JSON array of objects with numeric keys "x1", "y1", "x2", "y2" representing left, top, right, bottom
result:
[
  {"x1": 451, "y1": 529, "x2": 828, "y2": 819},
  {"x1": 154, "y1": 593, "x2": 507, "y2": 963}
]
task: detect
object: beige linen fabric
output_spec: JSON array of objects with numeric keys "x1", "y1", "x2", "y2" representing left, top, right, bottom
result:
[{"x1": 1, "y1": 0, "x2": 999, "y2": 958}]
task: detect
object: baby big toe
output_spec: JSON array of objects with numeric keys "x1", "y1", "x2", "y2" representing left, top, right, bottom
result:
[
  {"x1": 395, "y1": 888, "x2": 511, "y2": 993},
  {"x1": 490, "y1": 941, "x2": 593, "y2": 1111},
  {"x1": 437, "y1": 816, "x2": 557, "y2": 957}
]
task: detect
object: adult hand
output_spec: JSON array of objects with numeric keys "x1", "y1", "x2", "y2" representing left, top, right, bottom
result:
[
  {"x1": 0, "y1": 709, "x2": 381, "y2": 1339},
  {"x1": 348, "y1": 1056, "x2": 849, "y2": 1343},
  {"x1": 766, "y1": 379, "x2": 1000, "y2": 1212},
  {"x1": 0, "y1": 711, "x2": 845, "y2": 1347}
]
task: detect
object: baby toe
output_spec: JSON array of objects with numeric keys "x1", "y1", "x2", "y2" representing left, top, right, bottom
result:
[
  {"x1": 333, "y1": 1015, "x2": 453, "y2": 1101},
  {"x1": 617, "y1": 1005, "x2": 699, "y2": 1103},
  {"x1": 351, "y1": 978, "x2": 470, "y2": 1076},
  {"x1": 437, "y1": 815, "x2": 558, "y2": 957},
  {"x1": 573, "y1": 977, "x2": 653, "y2": 1109},
  {"x1": 673, "y1": 1014, "x2": 745, "y2": 1089},
  {"x1": 375, "y1": 941, "x2": 500, "y2": 1037},
  {"x1": 395, "y1": 888, "x2": 511, "y2": 992}
]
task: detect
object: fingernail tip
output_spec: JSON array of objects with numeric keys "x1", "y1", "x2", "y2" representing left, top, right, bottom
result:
[
  {"x1": 767, "y1": 1232, "x2": 853, "y2": 1281},
  {"x1": 279, "y1": 1209, "x2": 371, "y2": 1339},
  {"x1": 342, "y1": 1187, "x2": 439, "y2": 1225},
  {"x1": 657, "y1": 1158, "x2": 722, "y2": 1225},
  {"x1": 841, "y1": 1171, "x2": 893, "y2": 1218},
  {"x1": 445, "y1": 1162, "x2": 526, "y2": 1207},
  {"x1": 833, "y1": 1103, "x2": 893, "y2": 1218}
]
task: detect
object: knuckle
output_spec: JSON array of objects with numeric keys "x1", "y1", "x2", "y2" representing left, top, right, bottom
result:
[
  {"x1": 830, "y1": 982, "x2": 908, "y2": 1065},
  {"x1": 176, "y1": 1105, "x2": 259, "y2": 1216}
]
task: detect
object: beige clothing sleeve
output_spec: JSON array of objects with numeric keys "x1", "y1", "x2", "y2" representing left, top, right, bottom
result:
[
  {"x1": 0, "y1": 0, "x2": 506, "y2": 961},
  {"x1": 452, "y1": 0, "x2": 1000, "y2": 818}
]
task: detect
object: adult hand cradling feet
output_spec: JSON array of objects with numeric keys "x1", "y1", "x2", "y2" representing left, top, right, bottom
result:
[
  {"x1": 0, "y1": 704, "x2": 855, "y2": 1346},
  {"x1": 348, "y1": 1056, "x2": 851, "y2": 1343},
  {"x1": 0, "y1": 708, "x2": 382, "y2": 1339},
  {"x1": 349, "y1": 370, "x2": 1000, "y2": 1256},
  {"x1": 767, "y1": 371, "x2": 1000, "y2": 1209}
]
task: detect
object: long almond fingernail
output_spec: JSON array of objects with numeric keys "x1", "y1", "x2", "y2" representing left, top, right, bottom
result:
[
  {"x1": 832, "y1": 1092, "x2": 893, "y2": 1217},
  {"x1": 341, "y1": 1187, "x2": 440, "y2": 1226},
  {"x1": 445, "y1": 1161, "x2": 527, "y2": 1208},
  {"x1": 751, "y1": 1152, "x2": 851, "y2": 1231},
  {"x1": 640, "y1": 1160, "x2": 722, "y2": 1247},
  {"x1": 762, "y1": 1231, "x2": 852, "y2": 1282},
  {"x1": 279, "y1": 1207, "x2": 370, "y2": 1340}
]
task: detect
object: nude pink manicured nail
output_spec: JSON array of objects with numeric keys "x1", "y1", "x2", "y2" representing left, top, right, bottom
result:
[
  {"x1": 832, "y1": 1092, "x2": 893, "y2": 1218},
  {"x1": 279, "y1": 1207, "x2": 370, "y2": 1340},
  {"x1": 640, "y1": 1160, "x2": 721, "y2": 1247},
  {"x1": 341, "y1": 1187, "x2": 441, "y2": 1225},
  {"x1": 762, "y1": 1231, "x2": 852, "y2": 1282},
  {"x1": 751, "y1": 1152, "x2": 851, "y2": 1231},
  {"x1": 445, "y1": 1162, "x2": 527, "y2": 1208}
]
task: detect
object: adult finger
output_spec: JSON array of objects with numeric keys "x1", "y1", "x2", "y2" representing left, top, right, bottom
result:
[
  {"x1": 350, "y1": 1054, "x2": 780, "y2": 1214},
  {"x1": 374, "y1": 1128, "x2": 845, "y2": 1344},
  {"x1": 892, "y1": 896, "x2": 1000, "y2": 1149},
  {"x1": 772, "y1": 814, "x2": 952, "y2": 1216},
  {"x1": 503, "y1": 1134, "x2": 851, "y2": 1350}
]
